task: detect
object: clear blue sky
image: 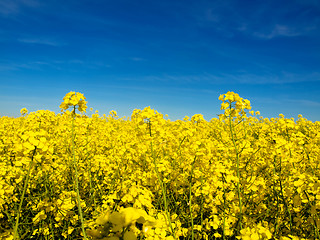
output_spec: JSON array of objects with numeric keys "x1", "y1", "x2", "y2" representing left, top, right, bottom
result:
[{"x1": 1, "y1": 0, "x2": 319, "y2": 121}]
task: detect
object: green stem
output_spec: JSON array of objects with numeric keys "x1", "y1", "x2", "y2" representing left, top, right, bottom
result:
[
  {"x1": 189, "y1": 156, "x2": 196, "y2": 240},
  {"x1": 86, "y1": 123, "x2": 96, "y2": 215},
  {"x1": 151, "y1": 142, "x2": 177, "y2": 239},
  {"x1": 228, "y1": 103, "x2": 243, "y2": 231},
  {"x1": 278, "y1": 156, "x2": 293, "y2": 232},
  {"x1": 303, "y1": 145, "x2": 315, "y2": 176},
  {"x1": 222, "y1": 173, "x2": 226, "y2": 240},
  {"x1": 304, "y1": 190, "x2": 320, "y2": 238},
  {"x1": 273, "y1": 156, "x2": 280, "y2": 237},
  {"x1": 200, "y1": 175, "x2": 204, "y2": 234},
  {"x1": 71, "y1": 108, "x2": 88, "y2": 239},
  {"x1": 13, "y1": 146, "x2": 37, "y2": 240},
  {"x1": 149, "y1": 120, "x2": 177, "y2": 240}
]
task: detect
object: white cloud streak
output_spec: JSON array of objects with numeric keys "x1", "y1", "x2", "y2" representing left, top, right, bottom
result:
[
  {"x1": 287, "y1": 99, "x2": 320, "y2": 107},
  {"x1": 253, "y1": 24, "x2": 314, "y2": 39},
  {"x1": 0, "y1": 0, "x2": 40, "y2": 16},
  {"x1": 18, "y1": 38, "x2": 63, "y2": 46},
  {"x1": 197, "y1": 1, "x2": 320, "y2": 40},
  {"x1": 220, "y1": 71, "x2": 320, "y2": 84},
  {"x1": 126, "y1": 71, "x2": 320, "y2": 85}
]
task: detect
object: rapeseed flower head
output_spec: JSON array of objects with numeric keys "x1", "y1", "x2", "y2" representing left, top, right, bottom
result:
[
  {"x1": 219, "y1": 91, "x2": 251, "y2": 119},
  {"x1": 20, "y1": 108, "x2": 28, "y2": 115},
  {"x1": 88, "y1": 207, "x2": 158, "y2": 240},
  {"x1": 59, "y1": 91, "x2": 87, "y2": 112}
]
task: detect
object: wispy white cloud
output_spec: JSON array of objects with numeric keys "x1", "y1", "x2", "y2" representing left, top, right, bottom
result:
[
  {"x1": 133, "y1": 71, "x2": 320, "y2": 85},
  {"x1": 286, "y1": 99, "x2": 320, "y2": 107},
  {"x1": 220, "y1": 71, "x2": 320, "y2": 84},
  {"x1": 18, "y1": 38, "x2": 63, "y2": 46},
  {"x1": 132, "y1": 73, "x2": 226, "y2": 84},
  {"x1": 0, "y1": 1, "x2": 18, "y2": 15},
  {"x1": 0, "y1": 0, "x2": 40, "y2": 16},
  {"x1": 253, "y1": 24, "x2": 311, "y2": 39},
  {"x1": 0, "y1": 59, "x2": 113, "y2": 72},
  {"x1": 91, "y1": 79, "x2": 221, "y2": 97},
  {"x1": 196, "y1": 1, "x2": 320, "y2": 40},
  {"x1": 0, "y1": 60, "x2": 61, "y2": 71},
  {"x1": 0, "y1": 64, "x2": 18, "y2": 71}
]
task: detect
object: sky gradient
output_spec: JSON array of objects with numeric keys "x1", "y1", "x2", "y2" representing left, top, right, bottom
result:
[{"x1": 1, "y1": 0, "x2": 320, "y2": 121}]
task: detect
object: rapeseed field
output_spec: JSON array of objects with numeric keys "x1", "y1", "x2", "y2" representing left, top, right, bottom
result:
[{"x1": 0, "y1": 91, "x2": 319, "y2": 240}]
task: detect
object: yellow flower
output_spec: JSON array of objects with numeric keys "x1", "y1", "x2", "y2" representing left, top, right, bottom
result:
[
  {"x1": 224, "y1": 91, "x2": 235, "y2": 102},
  {"x1": 59, "y1": 91, "x2": 87, "y2": 112},
  {"x1": 20, "y1": 108, "x2": 28, "y2": 115},
  {"x1": 221, "y1": 102, "x2": 229, "y2": 110}
]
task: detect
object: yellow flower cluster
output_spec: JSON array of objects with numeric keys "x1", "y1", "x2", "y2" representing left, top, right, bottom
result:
[
  {"x1": 219, "y1": 91, "x2": 251, "y2": 120},
  {"x1": 59, "y1": 91, "x2": 87, "y2": 112},
  {"x1": 238, "y1": 222, "x2": 272, "y2": 240},
  {"x1": 87, "y1": 207, "x2": 158, "y2": 240},
  {"x1": 0, "y1": 92, "x2": 319, "y2": 239}
]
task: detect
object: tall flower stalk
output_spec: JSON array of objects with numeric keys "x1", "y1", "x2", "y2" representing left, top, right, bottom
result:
[
  {"x1": 219, "y1": 91, "x2": 251, "y2": 233},
  {"x1": 147, "y1": 119, "x2": 177, "y2": 240},
  {"x1": 60, "y1": 91, "x2": 88, "y2": 239},
  {"x1": 13, "y1": 147, "x2": 37, "y2": 240}
]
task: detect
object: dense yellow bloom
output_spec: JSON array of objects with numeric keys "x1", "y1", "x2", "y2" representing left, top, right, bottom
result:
[{"x1": 0, "y1": 91, "x2": 319, "y2": 239}]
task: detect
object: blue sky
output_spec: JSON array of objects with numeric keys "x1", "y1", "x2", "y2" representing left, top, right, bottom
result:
[{"x1": 1, "y1": 0, "x2": 320, "y2": 121}]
